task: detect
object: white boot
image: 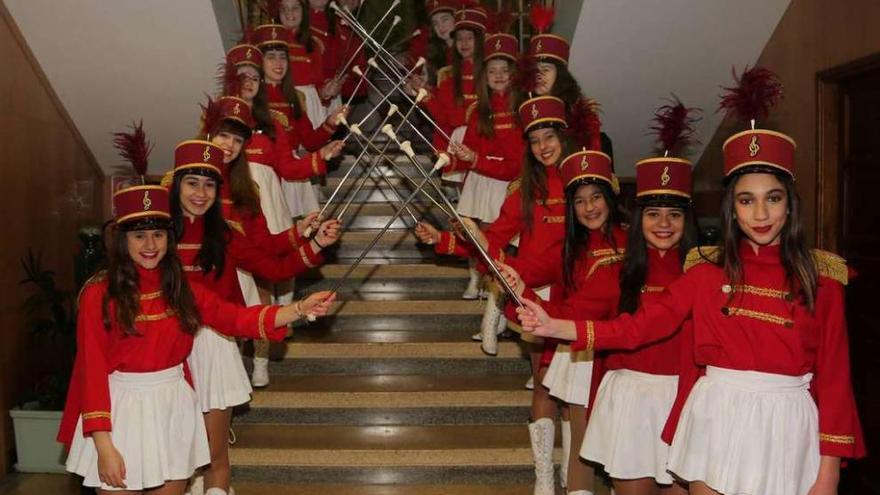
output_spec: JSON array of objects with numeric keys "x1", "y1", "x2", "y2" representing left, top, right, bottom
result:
[
  {"x1": 185, "y1": 475, "x2": 204, "y2": 495},
  {"x1": 560, "y1": 419, "x2": 571, "y2": 489},
  {"x1": 251, "y1": 356, "x2": 270, "y2": 388},
  {"x1": 528, "y1": 418, "x2": 556, "y2": 495},
  {"x1": 567, "y1": 491, "x2": 594, "y2": 495},
  {"x1": 204, "y1": 488, "x2": 229, "y2": 495},
  {"x1": 462, "y1": 259, "x2": 481, "y2": 300},
  {"x1": 478, "y1": 287, "x2": 503, "y2": 355}
]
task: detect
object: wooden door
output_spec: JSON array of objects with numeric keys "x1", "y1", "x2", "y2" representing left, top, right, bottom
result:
[{"x1": 836, "y1": 65, "x2": 880, "y2": 495}]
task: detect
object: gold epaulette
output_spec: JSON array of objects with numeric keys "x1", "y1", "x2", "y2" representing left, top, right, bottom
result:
[
  {"x1": 506, "y1": 179, "x2": 521, "y2": 196},
  {"x1": 437, "y1": 65, "x2": 453, "y2": 86},
  {"x1": 684, "y1": 246, "x2": 721, "y2": 272},
  {"x1": 159, "y1": 170, "x2": 174, "y2": 189},
  {"x1": 812, "y1": 249, "x2": 848, "y2": 285},
  {"x1": 77, "y1": 270, "x2": 108, "y2": 304},
  {"x1": 312, "y1": 36, "x2": 325, "y2": 54},
  {"x1": 586, "y1": 252, "x2": 626, "y2": 280},
  {"x1": 294, "y1": 89, "x2": 307, "y2": 108},
  {"x1": 269, "y1": 109, "x2": 290, "y2": 130},
  {"x1": 465, "y1": 101, "x2": 478, "y2": 122}
]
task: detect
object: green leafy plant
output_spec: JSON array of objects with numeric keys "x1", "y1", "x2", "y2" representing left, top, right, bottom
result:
[{"x1": 18, "y1": 249, "x2": 77, "y2": 410}]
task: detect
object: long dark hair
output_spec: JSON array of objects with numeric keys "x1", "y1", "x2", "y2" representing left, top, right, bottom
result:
[
  {"x1": 452, "y1": 28, "x2": 484, "y2": 106},
  {"x1": 520, "y1": 127, "x2": 572, "y2": 231},
  {"x1": 251, "y1": 85, "x2": 278, "y2": 140},
  {"x1": 289, "y1": 0, "x2": 316, "y2": 52},
  {"x1": 719, "y1": 172, "x2": 818, "y2": 311},
  {"x1": 212, "y1": 120, "x2": 262, "y2": 217},
  {"x1": 259, "y1": 45, "x2": 306, "y2": 120},
  {"x1": 562, "y1": 180, "x2": 626, "y2": 290},
  {"x1": 618, "y1": 204, "x2": 698, "y2": 314},
  {"x1": 169, "y1": 173, "x2": 229, "y2": 279},
  {"x1": 425, "y1": 9, "x2": 452, "y2": 86},
  {"x1": 103, "y1": 228, "x2": 200, "y2": 335},
  {"x1": 547, "y1": 60, "x2": 584, "y2": 109},
  {"x1": 475, "y1": 58, "x2": 517, "y2": 138}
]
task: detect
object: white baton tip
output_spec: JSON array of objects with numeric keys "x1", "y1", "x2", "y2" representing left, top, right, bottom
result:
[
  {"x1": 329, "y1": 1, "x2": 339, "y2": 11},
  {"x1": 350, "y1": 124, "x2": 363, "y2": 136},
  {"x1": 352, "y1": 65, "x2": 364, "y2": 76},
  {"x1": 337, "y1": 114, "x2": 349, "y2": 127},
  {"x1": 387, "y1": 104, "x2": 399, "y2": 117},
  {"x1": 399, "y1": 140, "x2": 415, "y2": 158},
  {"x1": 433, "y1": 153, "x2": 450, "y2": 171},
  {"x1": 411, "y1": 29, "x2": 421, "y2": 37},
  {"x1": 367, "y1": 58, "x2": 379, "y2": 68},
  {"x1": 392, "y1": 15, "x2": 402, "y2": 25},
  {"x1": 415, "y1": 88, "x2": 428, "y2": 103},
  {"x1": 381, "y1": 124, "x2": 396, "y2": 140},
  {"x1": 414, "y1": 57, "x2": 426, "y2": 68},
  {"x1": 390, "y1": 0, "x2": 401, "y2": 8},
  {"x1": 307, "y1": 314, "x2": 317, "y2": 322}
]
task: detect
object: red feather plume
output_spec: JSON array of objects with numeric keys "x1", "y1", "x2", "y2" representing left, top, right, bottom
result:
[
  {"x1": 514, "y1": 54, "x2": 539, "y2": 94},
  {"x1": 649, "y1": 95, "x2": 702, "y2": 156},
  {"x1": 567, "y1": 98, "x2": 602, "y2": 151},
  {"x1": 112, "y1": 120, "x2": 152, "y2": 177},
  {"x1": 217, "y1": 60, "x2": 242, "y2": 97},
  {"x1": 718, "y1": 65, "x2": 783, "y2": 124},
  {"x1": 529, "y1": 2, "x2": 555, "y2": 34},
  {"x1": 200, "y1": 96, "x2": 224, "y2": 139},
  {"x1": 487, "y1": 9, "x2": 517, "y2": 34}
]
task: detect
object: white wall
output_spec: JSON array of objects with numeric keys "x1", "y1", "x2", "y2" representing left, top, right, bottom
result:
[
  {"x1": 568, "y1": 0, "x2": 790, "y2": 186},
  {"x1": 6, "y1": 0, "x2": 226, "y2": 175}
]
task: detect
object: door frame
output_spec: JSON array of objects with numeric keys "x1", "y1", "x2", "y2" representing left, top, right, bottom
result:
[{"x1": 816, "y1": 53, "x2": 880, "y2": 252}]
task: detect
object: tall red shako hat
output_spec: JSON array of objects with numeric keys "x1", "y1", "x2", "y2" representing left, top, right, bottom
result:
[
  {"x1": 200, "y1": 95, "x2": 256, "y2": 141},
  {"x1": 518, "y1": 95, "x2": 566, "y2": 135},
  {"x1": 254, "y1": 23, "x2": 291, "y2": 52},
  {"x1": 528, "y1": 2, "x2": 569, "y2": 64},
  {"x1": 483, "y1": 8, "x2": 518, "y2": 62},
  {"x1": 559, "y1": 99, "x2": 616, "y2": 193},
  {"x1": 427, "y1": 0, "x2": 460, "y2": 17},
  {"x1": 635, "y1": 96, "x2": 701, "y2": 206},
  {"x1": 113, "y1": 185, "x2": 171, "y2": 231},
  {"x1": 718, "y1": 66, "x2": 793, "y2": 182},
  {"x1": 453, "y1": 4, "x2": 488, "y2": 33},
  {"x1": 173, "y1": 140, "x2": 225, "y2": 180}
]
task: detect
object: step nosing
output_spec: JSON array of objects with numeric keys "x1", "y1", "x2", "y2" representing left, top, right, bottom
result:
[{"x1": 249, "y1": 390, "x2": 532, "y2": 408}]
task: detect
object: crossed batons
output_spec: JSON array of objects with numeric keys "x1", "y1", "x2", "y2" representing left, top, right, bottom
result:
[{"x1": 301, "y1": 1, "x2": 523, "y2": 308}]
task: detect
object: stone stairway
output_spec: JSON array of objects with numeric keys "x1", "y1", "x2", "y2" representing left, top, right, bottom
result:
[{"x1": 230, "y1": 146, "x2": 556, "y2": 493}]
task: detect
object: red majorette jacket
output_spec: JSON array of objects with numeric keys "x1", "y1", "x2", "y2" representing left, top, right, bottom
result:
[
  {"x1": 245, "y1": 121, "x2": 327, "y2": 181},
  {"x1": 286, "y1": 32, "x2": 326, "y2": 88},
  {"x1": 308, "y1": 8, "x2": 340, "y2": 87},
  {"x1": 264, "y1": 82, "x2": 335, "y2": 152},
  {"x1": 177, "y1": 215, "x2": 321, "y2": 304},
  {"x1": 571, "y1": 241, "x2": 866, "y2": 458},
  {"x1": 421, "y1": 59, "x2": 476, "y2": 152},
  {"x1": 58, "y1": 265, "x2": 285, "y2": 445},
  {"x1": 335, "y1": 18, "x2": 367, "y2": 99},
  {"x1": 444, "y1": 91, "x2": 524, "y2": 181}
]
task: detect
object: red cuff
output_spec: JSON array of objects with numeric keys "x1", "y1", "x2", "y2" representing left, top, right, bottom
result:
[
  {"x1": 311, "y1": 153, "x2": 327, "y2": 176},
  {"x1": 82, "y1": 411, "x2": 112, "y2": 435},
  {"x1": 300, "y1": 241, "x2": 324, "y2": 268},
  {"x1": 571, "y1": 320, "x2": 595, "y2": 352},
  {"x1": 259, "y1": 305, "x2": 285, "y2": 342},
  {"x1": 819, "y1": 433, "x2": 860, "y2": 458}
]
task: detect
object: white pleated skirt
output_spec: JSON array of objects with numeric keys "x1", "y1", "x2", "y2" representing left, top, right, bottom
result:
[
  {"x1": 581, "y1": 369, "x2": 679, "y2": 484},
  {"x1": 542, "y1": 343, "x2": 593, "y2": 405},
  {"x1": 667, "y1": 366, "x2": 820, "y2": 495},
  {"x1": 442, "y1": 126, "x2": 467, "y2": 183},
  {"x1": 295, "y1": 84, "x2": 327, "y2": 129},
  {"x1": 282, "y1": 179, "x2": 320, "y2": 218},
  {"x1": 237, "y1": 268, "x2": 261, "y2": 307},
  {"x1": 65, "y1": 365, "x2": 209, "y2": 491},
  {"x1": 248, "y1": 162, "x2": 293, "y2": 234},
  {"x1": 187, "y1": 327, "x2": 252, "y2": 412},
  {"x1": 457, "y1": 172, "x2": 509, "y2": 223}
]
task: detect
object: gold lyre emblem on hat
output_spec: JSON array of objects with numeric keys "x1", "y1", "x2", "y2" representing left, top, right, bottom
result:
[
  {"x1": 459, "y1": 10, "x2": 465, "y2": 20},
  {"x1": 245, "y1": 48, "x2": 253, "y2": 59},
  {"x1": 203, "y1": 146, "x2": 212, "y2": 162},
  {"x1": 142, "y1": 190, "x2": 152, "y2": 211},
  {"x1": 748, "y1": 135, "x2": 760, "y2": 157},
  {"x1": 580, "y1": 155, "x2": 590, "y2": 171},
  {"x1": 535, "y1": 40, "x2": 543, "y2": 53},
  {"x1": 233, "y1": 103, "x2": 241, "y2": 115},
  {"x1": 531, "y1": 104, "x2": 539, "y2": 120},
  {"x1": 660, "y1": 166, "x2": 671, "y2": 186},
  {"x1": 494, "y1": 38, "x2": 502, "y2": 51},
  {"x1": 271, "y1": 28, "x2": 278, "y2": 40}
]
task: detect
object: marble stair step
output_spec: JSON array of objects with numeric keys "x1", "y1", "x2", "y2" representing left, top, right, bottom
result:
[
  {"x1": 301, "y1": 313, "x2": 481, "y2": 332},
  {"x1": 232, "y1": 482, "x2": 539, "y2": 495},
  {"x1": 292, "y1": 328, "x2": 484, "y2": 343},
  {"x1": 250, "y1": 355, "x2": 529, "y2": 376},
  {"x1": 321, "y1": 184, "x2": 448, "y2": 204},
  {"x1": 285, "y1": 341, "x2": 525, "y2": 359},
  {"x1": 329, "y1": 201, "x2": 448, "y2": 217},
  {"x1": 301, "y1": 262, "x2": 467, "y2": 280},
  {"x1": 326, "y1": 299, "x2": 483, "y2": 317},
  {"x1": 328, "y1": 158, "x2": 432, "y2": 178},
  {"x1": 325, "y1": 174, "x2": 441, "y2": 189}
]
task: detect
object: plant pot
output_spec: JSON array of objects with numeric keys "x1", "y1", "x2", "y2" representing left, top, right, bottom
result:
[{"x1": 9, "y1": 406, "x2": 66, "y2": 473}]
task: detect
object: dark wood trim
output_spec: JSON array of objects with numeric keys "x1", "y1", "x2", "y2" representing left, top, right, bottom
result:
[
  {"x1": 0, "y1": 2, "x2": 103, "y2": 177},
  {"x1": 815, "y1": 53, "x2": 880, "y2": 251}
]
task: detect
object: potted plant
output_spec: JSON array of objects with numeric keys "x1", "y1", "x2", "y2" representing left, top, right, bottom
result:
[{"x1": 9, "y1": 227, "x2": 104, "y2": 473}]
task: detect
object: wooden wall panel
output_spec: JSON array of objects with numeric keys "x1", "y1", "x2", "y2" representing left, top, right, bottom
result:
[
  {"x1": 0, "y1": 5, "x2": 105, "y2": 476},
  {"x1": 692, "y1": 0, "x2": 880, "y2": 241}
]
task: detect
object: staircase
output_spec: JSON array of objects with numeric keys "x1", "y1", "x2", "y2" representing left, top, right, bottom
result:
[{"x1": 231, "y1": 145, "x2": 554, "y2": 493}]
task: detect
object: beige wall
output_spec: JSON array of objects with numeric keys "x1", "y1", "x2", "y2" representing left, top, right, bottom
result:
[
  {"x1": 693, "y1": 0, "x2": 880, "y2": 239},
  {"x1": 0, "y1": 4, "x2": 105, "y2": 475}
]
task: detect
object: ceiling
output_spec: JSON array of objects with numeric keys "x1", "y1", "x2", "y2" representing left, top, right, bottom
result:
[
  {"x1": 566, "y1": 0, "x2": 791, "y2": 185},
  {"x1": 6, "y1": 0, "x2": 791, "y2": 183}
]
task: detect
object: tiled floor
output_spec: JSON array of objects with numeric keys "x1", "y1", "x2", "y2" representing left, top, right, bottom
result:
[{"x1": 0, "y1": 473, "x2": 81, "y2": 495}]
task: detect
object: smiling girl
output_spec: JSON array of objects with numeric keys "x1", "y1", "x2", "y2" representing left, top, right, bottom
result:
[
  {"x1": 517, "y1": 68, "x2": 865, "y2": 495},
  {"x1": 59, "y1": 186, "x2": 334, "y2": 495}
]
